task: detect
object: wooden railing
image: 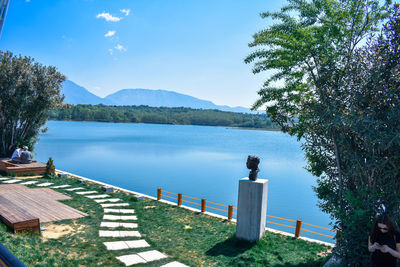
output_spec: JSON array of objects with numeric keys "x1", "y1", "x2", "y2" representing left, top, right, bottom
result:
[
  {"x1": 158, "y1": 188, "x2": 236, "y2": 220},
  {"x1": 157, "y1": 188, "x2": 338, "y2": 241}
]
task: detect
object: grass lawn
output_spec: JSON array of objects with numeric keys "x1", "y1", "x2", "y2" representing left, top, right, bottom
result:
[{"x1": 0, "y1": 174, "x2": 331, "y2": 266}]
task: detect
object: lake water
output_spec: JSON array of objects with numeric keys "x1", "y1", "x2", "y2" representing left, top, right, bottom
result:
[{"x1": 35, "y1": 121, "x2": 334, "y2": 243}]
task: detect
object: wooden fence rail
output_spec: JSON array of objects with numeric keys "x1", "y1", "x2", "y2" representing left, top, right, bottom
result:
[{"x1": 157, "y1": 188, "x2": 338, "y2": 240}]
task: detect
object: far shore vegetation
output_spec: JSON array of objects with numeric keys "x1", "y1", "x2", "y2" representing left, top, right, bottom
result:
[
  {"x1": 49, "y1": 104, "x2": 280, "y2": 130},
  {"x1": 0, "y1": 173, "x2": 330, "y2": 266}
]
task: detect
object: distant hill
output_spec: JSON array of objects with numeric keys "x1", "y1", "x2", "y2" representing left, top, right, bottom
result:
[
  {"x1": 61, "y1": 80, "x2": 253, "y2": 113},
  {"x1": 61, "y1": 80, "x2": 110, "y2": 105}
]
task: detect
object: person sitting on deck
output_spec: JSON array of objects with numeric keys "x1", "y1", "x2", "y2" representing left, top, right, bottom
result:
[
  {"x1": 20, "y1": 146, "x2": 32, "y2": 164},
  {"x1": 10, "y1": 146, "x2": 23, "y2": 163}
]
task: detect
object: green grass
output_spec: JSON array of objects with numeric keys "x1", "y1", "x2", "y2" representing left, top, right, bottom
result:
[{"x1": 0, "y1": 174, "x2": 331, "y2": 266}]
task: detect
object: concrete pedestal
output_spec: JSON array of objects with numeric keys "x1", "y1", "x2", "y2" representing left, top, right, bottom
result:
[{"x1": 236, "y1": 177, "x2": 268, "y2": 242}]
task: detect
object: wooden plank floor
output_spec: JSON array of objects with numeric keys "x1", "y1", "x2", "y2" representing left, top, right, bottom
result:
[
  {"x1": 0, "y1": 158, "x2": 46, "y2": 175},
  {"x1": 0, "y1": 184, "x2": 87, "y2": 223}
]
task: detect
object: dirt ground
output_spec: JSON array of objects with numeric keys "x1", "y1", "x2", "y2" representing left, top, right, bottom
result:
[{"x1": 41, "y1": 224, "x2": 75, "y2": 240}]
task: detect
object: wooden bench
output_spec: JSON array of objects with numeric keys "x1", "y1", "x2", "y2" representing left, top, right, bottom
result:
[
  {"x1": 0, "y1": 196, "x2": 40, "y2": 233},
  {"x1": 0, "y1": 159, "x2": 46, "y2": 175}
]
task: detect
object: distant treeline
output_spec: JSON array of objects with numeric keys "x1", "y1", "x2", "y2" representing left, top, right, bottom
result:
[{"x1": 49, "y1": 104, "x2": 280, "y2": 129}]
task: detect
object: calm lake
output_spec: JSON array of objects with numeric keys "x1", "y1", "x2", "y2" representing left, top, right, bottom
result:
[{"x1": 35, "y1": 120, "x2": 334, "y2": 243}]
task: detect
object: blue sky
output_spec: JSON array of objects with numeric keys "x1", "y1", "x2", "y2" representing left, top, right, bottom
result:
[{"x1": 0, "y1": 0, "x2": 284, "y2": 108}]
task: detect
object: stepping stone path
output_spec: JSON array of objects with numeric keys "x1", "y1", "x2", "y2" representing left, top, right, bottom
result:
[
  {"x1": 103, "y1": 240, "x2": 150, "y2": 250},
  {"x1": 103, "y1": 215, "x2": 137, "y2": 221},
  {"x1": 2, "y1": 175, "x2": 188, "y2": 266},
  {"x1": 36, "y1": 182, "x2": 53, "y2": 187},
  {"x1": 104, "y1": 209, "x2": 135, "y2": 214},
  {"x1": 85, "y1": 194, "x2": 110, "y2": 199},
  {"x1": 76, "y1": 191, "x2": 98, "y2": 195},
  {"x1": 99, "y1": 230, "x2": 141, "y2": 238},
  {"x1": 51, "y1": 184, "x2": 71, "y2": 189},
  {"x1": 3, "y1": 179, "x2": 21, "y2": 184},
  {"x1": 101, "y1": 203, "x2": 130, "y2": 208},
  {"x1": 20, "y1": 181, "x2": 39, "y2": 185},
  {"x1": 100, "y1": 222, "x2": 138, "y2": 228},
  {"x1": 65, "y1": 187, "x2": 85, "y2": 191},
  {"x1": 116, "y1": 250, "x2": 168, "y2": 266}
]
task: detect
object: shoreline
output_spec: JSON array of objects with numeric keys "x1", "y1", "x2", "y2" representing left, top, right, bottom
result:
[{"x1": 47, "y1": 119, "x2": 281, "y2": 131}]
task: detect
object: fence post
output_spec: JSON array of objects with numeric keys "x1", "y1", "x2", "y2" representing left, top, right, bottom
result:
[
  {"x1": 157, "y1": 188, "x2": 161, "y2": 200},
  {"x1": 177, "y1": 193, "x2": 182, "y2": 206},
  {"x1": 228, "y1": 205, "x2": 233, "y2": 220},
  {"x1": 295, "y1": 220, "x2": 302, "y2": 238},
  {"x1": 201, "y1": 199, "x2": 206, "y2": 212}
]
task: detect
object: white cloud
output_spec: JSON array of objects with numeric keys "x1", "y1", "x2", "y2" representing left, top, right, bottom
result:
[
  {"x1": 104, "y1": 30, "x2": 116, "y2": 37},
  {"x1": 108, "y1": 49, "x2": 113, "y2": 55},
  {"x1": 115, "y1": 44, "x2": 127, "y2": 52},
  {"x1": 120, "y1": 9, "x2": 131, "y2": 16},
  {"x1": 96, "y1": 12, "x2": 121, "y2": 22}
]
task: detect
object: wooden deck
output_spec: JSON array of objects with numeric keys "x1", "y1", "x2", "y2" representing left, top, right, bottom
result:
[
  {"x1": 0, "y1": 158, "x2": 46, "y2": 175},
  {"x1": 0, "y1": 184, "x2": 87, "y2": 232}
]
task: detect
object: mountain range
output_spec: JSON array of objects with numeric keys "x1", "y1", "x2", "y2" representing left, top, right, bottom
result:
[{"x1": 61, "y1": 80, "x2": 253, "y2": 113}]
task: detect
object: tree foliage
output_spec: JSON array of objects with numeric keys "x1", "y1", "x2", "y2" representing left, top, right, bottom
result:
[
  {"x1": 246, "y1": 0, "x2": 398, "y2": 264},
  {"x1": 0, "y1": 51, "x2": 65, "y2": 157},
  {"x1": 49, "y1": 104, "x2": 279, "y2": 129}
]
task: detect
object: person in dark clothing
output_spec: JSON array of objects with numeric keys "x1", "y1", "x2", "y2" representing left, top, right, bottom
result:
[
  {"x1": 369, "y1": 214, "x2": 400, "y2": 267},
  {"x1": 20, "y1": 146, "x2": 32, "y2": 164}
]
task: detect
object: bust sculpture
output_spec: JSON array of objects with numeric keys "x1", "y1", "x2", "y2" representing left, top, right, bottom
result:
[{"x1": 246, "y1": 155, "x2": 260, "y2": 181}]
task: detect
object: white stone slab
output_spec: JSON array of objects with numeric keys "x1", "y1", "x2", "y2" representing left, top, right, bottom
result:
[
  {"x1": 51, "y1": 184, "x2": 71, "y2": 189},
  {"x1": 0, "y1": 178, "x2": 10, "y2": 180},
  {"x1": 101, "y1": 203, "x2": 129, "y2": 208},
  {"x1": 116, "y1": 254, "x2": 146, "y2": 266},
  {"x1": 100, "y1": 222, "x2": 138, "y2": 228},
  {"x1": 76, "y1": 191, "x2": 98, "y2": 195},
  {"x1": 36, "y1": 182, "x2": 53, "y2": 187},
  {"x1": 137, "y1": 250, "x2": 167, "y2": 262},
  {"x1": 20, "y1": 181, "x2": 39, "y2": 185},
  {"x1": 100, "y1": 222, "x2": 120, "y2": 228},
  {"x1": 103, "y1": 241, "x2": 129, "y2": 251},
  {"x1": 119, "y1": 215, "x2": 137, "y2": 220},
  {"x1": 103, "y1": 215, "x2": 137, "y2": 221},
  {"x1": 118, "y1": 209, "x2": 135, "y2": 214},
  {"x1": 119, "y1": 223, "x2": 138, "y2": 228},
  {"x1": 103, "y1": 240, "x2": 149, "y2": 251},
  {"x1": 119, "y1": 231, "x2": 141, "y2": 237},
  {"x1": 99, "y1": 230, "x2": 120, "y2": 237},
  {"x1": 104, "y1": 208, "x2": 135, "y2": 214},
  {"x1": 94, "y1": 198, "x2": 121, "y2": 203},
  {"x1": 65, "y1": 187, "x2": 85, "y2": 191},
  {"x1": 125, "y1": 240, "x2": 150, "y2": 249},
  {"x1": 3, "y1": 179, "x2": 21, "y2": 183},
  {"x1": 103, "y1": 208, "x2": 122, "y2": 213},
  {"x1": 85, "y1": 194, "x2": 109, "y2": 199},
  {"x1": 103, "y1": 215, "x2": 121, "y2": 220},
  {"x1": 160, "y1": 262, "x2": 190, "y2": 267},
  {"x1": 99, "y1": 230, "x2": 141, "y2": 238}
]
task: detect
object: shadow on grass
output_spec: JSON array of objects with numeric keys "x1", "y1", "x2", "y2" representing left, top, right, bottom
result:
[{"x1": 206, "y1": 235, "x2": 255, "y2": 257}]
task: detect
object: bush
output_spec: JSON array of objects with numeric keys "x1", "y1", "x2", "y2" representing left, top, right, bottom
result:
[{"x1": 45, "y1": 157, "x2": 56, "y2": 177}]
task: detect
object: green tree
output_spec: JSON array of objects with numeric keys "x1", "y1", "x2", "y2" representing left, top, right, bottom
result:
[
  {"x1": 0, "y1": 51, "x2": 65, "y2": 157},
  {"x1": 246, "y1": 0, "x2": 396, "y2": 264}
]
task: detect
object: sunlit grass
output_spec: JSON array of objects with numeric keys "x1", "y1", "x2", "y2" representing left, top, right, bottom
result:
[{"x1": 0, "y1": 174, "x2": 330, "y2": 266}]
